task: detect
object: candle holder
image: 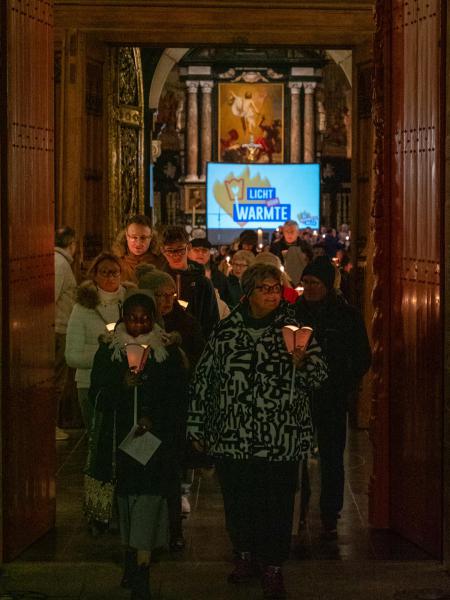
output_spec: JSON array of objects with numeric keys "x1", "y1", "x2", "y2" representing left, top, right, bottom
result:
[{"x1": 125, "y1": 343, "x2": 150, "y2": 374}]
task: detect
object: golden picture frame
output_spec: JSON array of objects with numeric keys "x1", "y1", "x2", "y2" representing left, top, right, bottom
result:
[
  {"x1": 183, "y1": 185, "x2": 206, "y2": 214},
  {"x1": 218, "y1": 82, "x2": 284, "y2": 164}
]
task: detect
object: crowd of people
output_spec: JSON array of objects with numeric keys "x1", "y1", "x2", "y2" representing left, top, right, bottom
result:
[{"x1": 54, "y1": 216, "x2": 371, "y2": 600}]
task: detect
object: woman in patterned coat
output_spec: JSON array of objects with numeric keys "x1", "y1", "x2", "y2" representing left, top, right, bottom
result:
[{"x1": 187, "y1": 263, "x2": 327, "y2": 600}]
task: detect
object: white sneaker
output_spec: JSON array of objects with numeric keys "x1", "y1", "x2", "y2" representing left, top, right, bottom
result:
[
  {"x1": 181, "y1": 495, "x2": 191, "y2": 515},
  {"x1": 55, "y1": 426, "x2": 69, "y2": 441}
]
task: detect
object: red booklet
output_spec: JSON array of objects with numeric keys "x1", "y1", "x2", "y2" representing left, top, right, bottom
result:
[
  {"x1": 125, "y1": 343, "x2": 151, "y2": 373},
  {"x1": 282, "y1": 325, "x2": 313, "y2": 353}
]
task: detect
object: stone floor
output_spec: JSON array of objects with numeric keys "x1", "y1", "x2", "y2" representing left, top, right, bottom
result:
[{"x1": 1, "y1": 428, "x2": 449, "y2": 600}]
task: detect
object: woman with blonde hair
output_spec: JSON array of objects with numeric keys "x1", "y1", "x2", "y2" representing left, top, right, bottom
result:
[
  {"x1": 227, "y1": 249, "x2": 255, "y2": 307},
  {"x1": 65, "y1": 251, "x2": 135, "y2": 534}
]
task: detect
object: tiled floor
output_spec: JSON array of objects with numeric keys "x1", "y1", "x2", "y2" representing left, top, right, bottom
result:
[{"x1": 3, "y1": 427, "x2": 448, "y2": 600}]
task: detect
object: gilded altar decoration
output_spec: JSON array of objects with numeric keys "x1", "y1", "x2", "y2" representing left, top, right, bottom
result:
[
  {"x1": 120, "y1": 127, "x2": 139, "y2": 216},
  {"x1": 118, "y1": 48, "x2": 138, "y2": 105},
  {"x1": 108, "y1": 47, "x2": 144, "y2": 241},
  {"x1": 218, "y1": 83, "x2": 284, "y2": 164}
]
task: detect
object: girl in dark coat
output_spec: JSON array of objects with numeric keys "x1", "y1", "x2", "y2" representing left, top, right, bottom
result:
[{"x1": 89, "y1": 290, "x2": 188, "y2": 600}]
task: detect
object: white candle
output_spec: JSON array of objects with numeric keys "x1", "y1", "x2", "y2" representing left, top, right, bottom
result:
[{"x1": 257, "y1": 228, "x2": 263, "y2": 246}]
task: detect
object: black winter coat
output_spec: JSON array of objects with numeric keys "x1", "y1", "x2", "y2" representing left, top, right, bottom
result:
[
  {"x1": 164, "y1": 261, "x2": 219, "y2": 339},
  {"x1": 88, "y1": 342, "x2": 188, "y2": 496},
  {"x1": 295, "y1": 292, "x2": 371, "y2": 399},
  {"x1": 163, "y1": 301, "x2": 206, "y2": 372}
]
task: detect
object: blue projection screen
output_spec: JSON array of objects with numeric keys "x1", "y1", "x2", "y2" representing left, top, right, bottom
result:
[{"x1": 206, "y1": 163, "x2": 320, "y2": 245}]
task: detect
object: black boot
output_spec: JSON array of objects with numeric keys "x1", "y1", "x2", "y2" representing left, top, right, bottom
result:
[
  {"x1": 130, "y1": 563, "x2": 151, "y2": 600},
  {"x1": 120, "y1": 549, "x2": 137, "y2": 589}
]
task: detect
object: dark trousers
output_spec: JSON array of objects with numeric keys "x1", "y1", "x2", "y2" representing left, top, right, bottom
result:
[
  {"x1": 313, "y1": 397, "x2": 347, "y2": 524},
  {"x1": 216, "y1": 458, "x2": 298, "y2": 566}
]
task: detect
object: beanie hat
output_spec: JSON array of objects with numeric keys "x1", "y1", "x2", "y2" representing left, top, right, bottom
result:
[
  {"x1": 301, "y1": 256, "x2": 336, "y2": 291},
  {"x1": 135, "y1": 263, "x2": 176, "y2": 292}
]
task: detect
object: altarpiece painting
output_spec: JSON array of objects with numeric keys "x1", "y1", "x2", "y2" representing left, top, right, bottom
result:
[{"x1": 218, "y1": 83, "x2": 284, "y2": 164}]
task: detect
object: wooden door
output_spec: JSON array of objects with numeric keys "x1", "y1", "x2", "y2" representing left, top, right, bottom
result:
[
  {"x1": 1, "y1": 0, "x2": 56, "y2": 560},
  {"x1": 371, "y1": 0, "x2": 443, "y2": 557}
]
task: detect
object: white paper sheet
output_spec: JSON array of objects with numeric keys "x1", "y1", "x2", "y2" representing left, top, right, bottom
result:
[{"x1": 119, "y1": 425, "x2": 161, "y2": 466}]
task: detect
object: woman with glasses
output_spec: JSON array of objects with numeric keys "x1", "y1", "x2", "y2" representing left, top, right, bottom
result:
[
  {"x1": 188, "y1": 263, "x2": 327, "y2": 600},
  {"x1": 112, "y1": 214, "x2": 165, "y2": 283},
  {"x1": 65, "y1": 251, "x2": 135, "y2": 534},
  {"x1": 295, "y1": 256, "x2": 371, "y2": 540},
  {"x1": 135, "y1": 264, "x2": 205, "y2": 377},
  {"x1": 135, "y1": 263, "x2": 205, "y2": 551},
  {"x1": 227, "y1": 249, "x2": 255, "y2": 307}
]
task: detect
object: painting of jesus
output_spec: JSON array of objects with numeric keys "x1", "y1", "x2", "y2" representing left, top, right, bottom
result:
[{"x1": 218, "y1": 83, "x2": 284, "y2": 164}]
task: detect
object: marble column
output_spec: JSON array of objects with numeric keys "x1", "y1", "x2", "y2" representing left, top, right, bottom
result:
[
  {"x1": 200, "y1": 81, "x2": 213, "y2": 181},
  {"x1": 185, "y1": 80, "x2": 199, "y2": 182},
  {"x1": 303, "y1": 82, "x2": 317, "y2": 163},
  {"x1": 289, "y1": 82, "x2": 302, "y2": 163}
]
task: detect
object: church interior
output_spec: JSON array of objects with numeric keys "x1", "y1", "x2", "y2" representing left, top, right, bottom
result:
[{"x1": 1, "y1": 0, "x2": 449, "y2": 598}]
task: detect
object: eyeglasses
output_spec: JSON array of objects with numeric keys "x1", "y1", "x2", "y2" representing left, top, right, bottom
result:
[
  {"x1": 254, "y1": 284, "x2": 282, "y2": 295},
  {"x1": 231, "y1": 262, "x2": 248, "y2": 268},
  {"x1": 97, "y1": 270, "x2": 121, "y2": 278},
  {"x1": 154, "y1": 292, "x2": 176, "y2": 300},
  {"x1": 163, "y1": 246, "x2": 187, "y2": 256},
  {"x1": 127, "y1": 234, "x2": 151, "y2": 243}
]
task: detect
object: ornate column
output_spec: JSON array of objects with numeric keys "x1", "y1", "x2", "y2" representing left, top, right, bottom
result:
[
  {"x1": 200, "y1": 81, "x2": 213, "y2": 181},
  {"x1": 303, "y1": 82, "x2": 317, "y2": 163},
  {"x1": 289, "y1": 82, "x2": 302, "y2": 163},
  {"x1": 185, "y1": 80, "x2": 199, "y2": 182}
]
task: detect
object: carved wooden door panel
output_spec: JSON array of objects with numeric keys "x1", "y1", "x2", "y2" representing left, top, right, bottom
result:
[
  {"x1": 371, "y1": 0, "x2": 443, "y2": 557},
  {"x1": 108, "y1": 47, "x2": 145, "y2": 243},
  {"x1": 2, "y1": 0, "x2": 56, "y2": 560}
]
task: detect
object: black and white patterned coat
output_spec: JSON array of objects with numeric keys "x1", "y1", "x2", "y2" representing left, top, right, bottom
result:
[{"x1": 187, "y1": 302, "x2": 328, "y2": 462}]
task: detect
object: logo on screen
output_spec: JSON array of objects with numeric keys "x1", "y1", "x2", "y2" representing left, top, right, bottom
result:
[
  {"x1": 214, "y1": 167, "x2": 293, "y2": 227},
  {"x1": 225, "y1": 178, "x2": 245, "y2": 204}
]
